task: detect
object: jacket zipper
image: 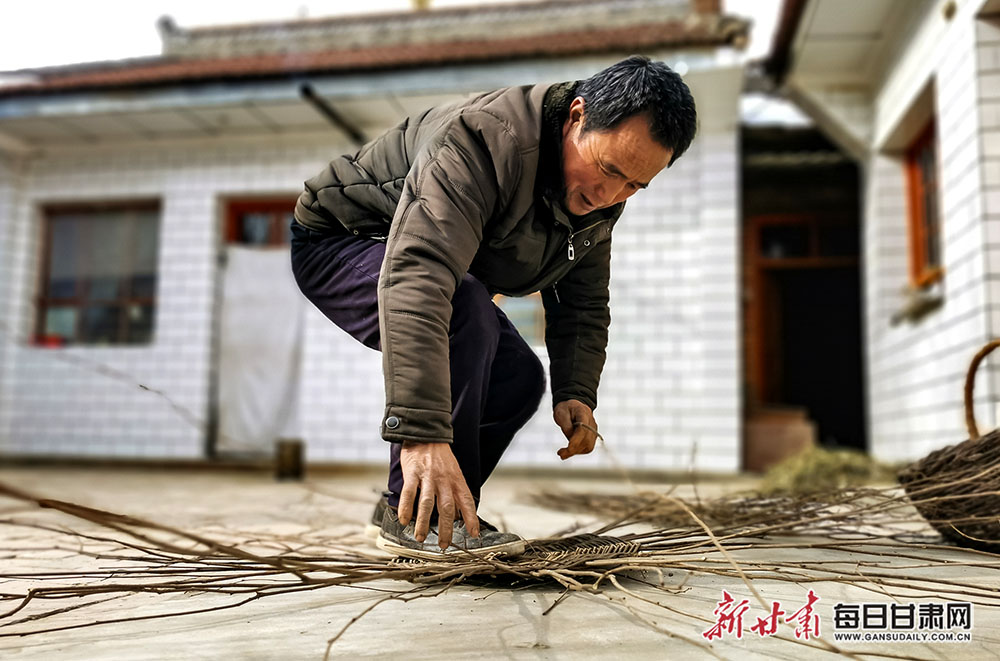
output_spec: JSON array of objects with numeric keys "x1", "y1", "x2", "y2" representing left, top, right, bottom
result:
[
  {"x1": 566, "y1": 219, "x2": 608, "y2": 261},
  {"x1": 553, "y1": 218, "x2": 610, "y2": 302}
]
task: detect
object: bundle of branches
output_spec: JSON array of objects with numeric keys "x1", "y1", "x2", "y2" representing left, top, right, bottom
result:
[
  {"x1": 530, "y1": 444, "x2": 1000, "y2": 553},
  {"x1": 528, "y1": 486, "x2": 898, "y2": 538}
]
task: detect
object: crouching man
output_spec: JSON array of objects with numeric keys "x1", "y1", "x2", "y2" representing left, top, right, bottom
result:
[{"x1": 291, "y1": 55, "x2": 697, "y2": 558}]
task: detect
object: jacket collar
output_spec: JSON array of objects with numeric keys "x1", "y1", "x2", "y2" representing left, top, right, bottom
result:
[
  {"x1": 537, "y1": 81, "x2": 625, "y2": 230},
  {"x1": 538, "y1": 81, "x2": 576, "y2": 207}
]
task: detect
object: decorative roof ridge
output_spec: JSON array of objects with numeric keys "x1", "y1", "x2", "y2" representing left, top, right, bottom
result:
[{"x1": 167, "y1": 0, "x2": 705, "y2": 37}]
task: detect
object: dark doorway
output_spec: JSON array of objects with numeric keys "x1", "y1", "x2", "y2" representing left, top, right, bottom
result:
[
  {"x1": 741, "y1": 125, "x2": 866, "y2": 468},
  {"x1": 773, "y1": 267, "x2": 865, "y2": 450}
]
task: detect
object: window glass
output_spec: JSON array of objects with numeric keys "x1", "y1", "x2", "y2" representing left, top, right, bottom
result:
[
  {"x1": 906, "y1": 122, "x2": 942, "y2": 286},
  {"x1": 87, "y1": 215, "x2": 130, "y2": 301},
  {"x1": 920, "y1": 142, "x2": 940, "y2": 269},
  {"x1": 80, "y1": 305, "x2": 121, "y2": 345},
  {"x1": 226, "y1": 202, "x2": 296, "y2": 246},
  {"x1": 281, "y1": 212, "x2": 295, "y2": 244},
  {"x1": 132, "y1": 211, "x2": 160, "y2": 298},
  {"x1": 760, "y1": 225, "x2": 809, "y2": 259},
  {"x1": 126, "y1": 304, "x2": 155, "y2": 343},
  {"x1": 817, "y1": 224, "x2": 858, "y2": 257},
  {"x1": 48, "y1": 217, "x2": 80, "y2": 299},
  {"x1": 239, "y1": 212, "x2": 272, "y2": 245},
  {"x1": 44, "y1": 307, "x2": 77, "y2": 341}
]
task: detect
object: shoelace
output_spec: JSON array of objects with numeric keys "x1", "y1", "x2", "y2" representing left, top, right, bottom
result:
[{"x1": 456, "y1": 517, "x2": 500, "y2": 533}]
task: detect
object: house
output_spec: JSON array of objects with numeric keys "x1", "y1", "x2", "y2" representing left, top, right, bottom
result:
[
  {"x1": 761, "y1": 0, "x2": 1000, "y2": 462},
  {"x1": 0, "y1": 0, "x2": 749, "y2": 472}
]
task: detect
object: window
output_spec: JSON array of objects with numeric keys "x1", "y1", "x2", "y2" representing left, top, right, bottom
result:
[
  {"x1": 753, "y1": 216, "x2": 859, "y2": 262},
  {"x1": 225, "y1": 199, "x2": 296, "y2": 246},
  {"x1": 905, "y1": 120, "x2": 942, "y2": 287},
  {"x1": 36, "y1": 202, "x2": 160, "y2": 346}
]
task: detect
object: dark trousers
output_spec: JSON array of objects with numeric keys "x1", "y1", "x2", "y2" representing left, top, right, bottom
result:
[{"x1": 290, "y1": 223, "x2": 546, "y2": 507}]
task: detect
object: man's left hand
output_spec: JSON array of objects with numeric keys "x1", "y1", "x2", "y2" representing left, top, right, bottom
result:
[{"x1": 553, "y1": 399, "x2": 600, "y2": 460}]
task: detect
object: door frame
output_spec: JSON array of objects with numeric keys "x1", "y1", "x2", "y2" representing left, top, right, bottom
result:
[{"x1": 744, "y1": 213, "x2": 860, "y2": 410}]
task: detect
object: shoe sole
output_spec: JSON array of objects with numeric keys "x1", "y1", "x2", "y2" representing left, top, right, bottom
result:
[{"x1": 376, "y1": 534, "x2": 525, "y2": 560}]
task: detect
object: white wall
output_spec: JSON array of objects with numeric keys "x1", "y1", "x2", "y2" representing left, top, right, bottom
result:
[
  {"x1": 977, "y1": 17, "x2": 1000, "y2": 436},
  {"x1": 0, "y1": 154, "x2": 28, "y2": 446}
]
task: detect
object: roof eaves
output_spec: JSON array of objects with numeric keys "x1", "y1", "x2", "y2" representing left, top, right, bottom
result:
[
  {"x1": 2, "y1": 55, "x2": 168, "y2": 78},
  {"x1": 762, "y1": 0, "x2": 808, "y2": 85}
]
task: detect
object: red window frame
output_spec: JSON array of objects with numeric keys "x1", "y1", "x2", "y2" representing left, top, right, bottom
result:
[
  {"x1": 224, "y1": 198, "x2": 297, "y2": 247},
  {"x1": 905, "y1": 121, "x2": 943, "y2": 288},
  {"x1": 35, "y1": 200, "x2": 161, "y2": 347}
]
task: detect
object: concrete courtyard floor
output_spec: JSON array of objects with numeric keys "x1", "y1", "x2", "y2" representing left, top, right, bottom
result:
[{"x1": 1, "y1": 465, "x2": 998, "y2": 660}]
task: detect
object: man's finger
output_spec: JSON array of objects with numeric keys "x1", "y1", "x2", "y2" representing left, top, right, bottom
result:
[
  {"x1": 568, "y1": 425, "x2": 589, "y2": 453},
  {"x1": 456, "y1": 488, "x2": 479, "y2": 538},
  {"x1": 558, "y1": 427, "x2": 590, "y2": 460},
  {"x1": 398, "y1": 477, "x2": 418, "y2": 526},
  {"x1": 414, "y1": 489, "x2": 435, "y2": 542},
  {"x1": 437, "y1": 495, "x2": 456, "y2": 549}
]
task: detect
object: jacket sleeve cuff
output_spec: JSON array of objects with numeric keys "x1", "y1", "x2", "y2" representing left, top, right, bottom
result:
[
  {"x1": 380, "y1": 405, "x2": 453, "y2": 443},
  {"x1": 552, "y1": 389, "x2": 597, "y2": 412}
]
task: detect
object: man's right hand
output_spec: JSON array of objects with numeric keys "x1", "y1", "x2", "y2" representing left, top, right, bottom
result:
[{"x1": 398, "y1": 441, "x2": 480, "y2": 549}]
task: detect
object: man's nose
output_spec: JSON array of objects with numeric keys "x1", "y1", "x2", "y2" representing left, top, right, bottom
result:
[
  {"x1": 612, "y1": 185, "x2": 638, "y2": 205},
  {"x1": 595, "y1": 181, "x2": 629, "y2": 208}
]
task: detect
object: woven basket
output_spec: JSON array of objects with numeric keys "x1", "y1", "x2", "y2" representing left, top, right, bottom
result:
[{"x1": 897, "y1": 340, "x2": 1000, "y2": 552}]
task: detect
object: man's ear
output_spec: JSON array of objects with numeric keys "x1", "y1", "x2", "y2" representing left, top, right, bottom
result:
[{"x1": 568, "y1": 96, "x2": 586, "y2": 128}]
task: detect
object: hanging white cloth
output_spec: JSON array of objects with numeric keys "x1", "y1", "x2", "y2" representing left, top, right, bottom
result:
[{"x1": 217, "y1": 246, "x2": 303, "y2": 456}]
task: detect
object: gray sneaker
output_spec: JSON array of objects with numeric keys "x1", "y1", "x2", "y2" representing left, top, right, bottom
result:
[
  {"x1": 364, "y1": 491, "x2": 392, "y2": 539},
  {"x1": 376, "y1": 507, "x2": 525, "y2": 560}
]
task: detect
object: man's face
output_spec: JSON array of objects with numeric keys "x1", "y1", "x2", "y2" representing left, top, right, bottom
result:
[{"x1": 560, "y1": 97, "x2": 672, "y2": 216}]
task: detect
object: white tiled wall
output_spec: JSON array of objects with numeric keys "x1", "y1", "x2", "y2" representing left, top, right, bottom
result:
[
  {"x1": 862, "y1": 1, "x2": 995, "y2": 463},
  {"x1": 0, "y1": 154, "x2": 27, "y2": 447},
  {"x1": 977, "y1": 16, "x2": 1000, "y2": 440},
  {"x1": 0, "y1": 124, "x2": 741, "y2": 472}
]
